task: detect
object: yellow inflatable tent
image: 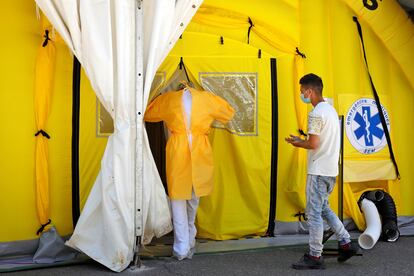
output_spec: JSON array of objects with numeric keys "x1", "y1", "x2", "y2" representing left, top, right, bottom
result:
[{"x1": 1, "y1": 0, "x2": 413, "y2": 269}]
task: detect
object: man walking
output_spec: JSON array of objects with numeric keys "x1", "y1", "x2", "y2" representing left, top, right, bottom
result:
[{"x1": 286, "y1": 73, "x2": 358, "y2": 269}]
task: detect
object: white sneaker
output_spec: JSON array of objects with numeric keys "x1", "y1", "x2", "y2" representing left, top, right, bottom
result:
[
  {"x1": 187, "y1": 247, "x2": 195, "y2": 259},
  {"x1": 173, "y1": 247, "x2": 195, "y2": 261},
  {"x1": 172, "y1": 252, "x2": 187, "y2": 261}
]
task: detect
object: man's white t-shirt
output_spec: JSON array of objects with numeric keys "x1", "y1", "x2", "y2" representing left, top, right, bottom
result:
[{"x1": 307, "y1": 101, "x2": 340, "y2": 177}]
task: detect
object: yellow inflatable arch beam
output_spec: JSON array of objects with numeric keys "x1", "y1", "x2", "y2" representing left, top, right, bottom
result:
[
  {"x1": 193, "y1": 5, "x2": 297, "y2": 54},
  {"x1": 342, "y1": 0, "x2": 414, "y2": 90}
]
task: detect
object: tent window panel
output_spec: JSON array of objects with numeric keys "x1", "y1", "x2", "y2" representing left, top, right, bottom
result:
[
  {"x1": 96, "y1": 72, "x2": 166, "y2": 137},
  {"x1": 200, "y1": 72, "x2": 257, "y2": 136}
]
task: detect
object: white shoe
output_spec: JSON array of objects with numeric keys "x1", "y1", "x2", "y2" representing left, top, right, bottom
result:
[
  {"x1": 173, "y1": 248, "x2": 195, "y2": 261},
  {"x1": 172, "y1": 252, "x2": 187, "y2": 261},
  {"x1": 187, "y1": 247, "x2": 195, "y2": 259}
]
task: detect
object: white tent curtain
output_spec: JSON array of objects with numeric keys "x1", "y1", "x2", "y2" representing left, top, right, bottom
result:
[{"x1": 35, "y1": 0, "x2": 202, "y2": 272}]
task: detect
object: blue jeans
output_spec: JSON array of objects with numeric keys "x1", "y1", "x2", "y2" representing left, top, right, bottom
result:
[{"x1": 306, "y1": 174, "x2": 350, "y2": 257}]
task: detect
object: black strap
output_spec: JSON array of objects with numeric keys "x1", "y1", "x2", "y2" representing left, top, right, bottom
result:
[
  {"x1": 353, "y1": 16, "x2": 400, "y2": 179},
  {"x1": 298, "y1": 129, "x2": 308, "y2": 137},
  {"x1": 34, "y1": 129, "x2": 51, "y2": 139},
  {"x1": 294, "y1": 211, "x2": 307, "y2": 222},
  {"x1": 247, "y1": 17, "x2": 254, "y2": 44},
  {"x1": 42, "y1": 30, "x2": 51, "y2": 47},
  {"x1": 179, "y1": 57, "x2": 190, "y2": 83},
  {"x1": 295, "y1": 47, "x2": 306, "y2": 58},
  {"x1": 36, "y1": 219, "x2": 51, "y2": 235}
]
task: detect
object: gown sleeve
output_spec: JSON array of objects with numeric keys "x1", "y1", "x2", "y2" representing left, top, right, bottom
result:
[
  {"x1": 144, "y1": 94, "x2": 165, "y2": 122},
  {"x1": 211, "y1": 94, "x2": 235, "y2": 124}
]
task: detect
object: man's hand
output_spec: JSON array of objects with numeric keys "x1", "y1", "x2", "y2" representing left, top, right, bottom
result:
[
  {"x1": 285, "y1": 134, "x2": 303, "y2": 147},
  {"x1": 285, "y1": 133, "x2": 320, "y2": 149}
]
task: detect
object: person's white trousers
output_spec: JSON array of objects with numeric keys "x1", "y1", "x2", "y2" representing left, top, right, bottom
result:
[{"x1": 170, "y1": 190, "x2": 199, "y2": 257}]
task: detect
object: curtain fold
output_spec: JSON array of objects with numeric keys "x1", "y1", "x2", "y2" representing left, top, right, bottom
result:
[{"x1": 35, "y1": 0, "x2": 202, "y2": 271}]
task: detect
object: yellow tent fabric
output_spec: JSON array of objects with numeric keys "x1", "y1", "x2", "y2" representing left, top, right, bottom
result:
[
  {"x1": 1, "y1": 3, "x2": 77, "y2": 242},
  {"x1": 182, "y1": 0, "x2": 413, "y2": 235},
  {"x1": 188, "y1": 3, "x2": 308, "y2": 211},
  {"x1": 1, "y1": 3, "x2": 40, "y2": 241},
  {"x1": 79, "y1": 71, "x2": 108, "y2": 209},
  {"x1": 82, "y1": 0, "x2": 414, "y2": 237},
  {"x1": 297, "y1": 0, "x2": 413, "y2": 230}
]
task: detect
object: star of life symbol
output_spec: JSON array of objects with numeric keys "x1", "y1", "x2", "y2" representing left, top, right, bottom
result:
[{"x1": 345, "y1": 98, "x2": 390, "y2": 154}]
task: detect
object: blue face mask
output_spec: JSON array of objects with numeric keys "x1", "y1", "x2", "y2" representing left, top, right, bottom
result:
[{"x1": 300, "y1": 93, "x2": 311, "y2": 104}]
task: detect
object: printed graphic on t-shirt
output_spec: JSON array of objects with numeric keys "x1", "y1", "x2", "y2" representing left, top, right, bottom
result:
[{"x1": 308, "y1": 113, "x2": 323, "y2": 135}]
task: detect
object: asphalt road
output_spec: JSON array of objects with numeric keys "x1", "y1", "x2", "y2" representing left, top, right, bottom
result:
[{"x1": 4, "y1": 236, "x2": 414, "y2": 276}]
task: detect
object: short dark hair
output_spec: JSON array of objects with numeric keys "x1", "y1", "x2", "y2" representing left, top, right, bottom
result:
[{"x1": 300, "y1": 73, "x2": 323, "y2": 94}]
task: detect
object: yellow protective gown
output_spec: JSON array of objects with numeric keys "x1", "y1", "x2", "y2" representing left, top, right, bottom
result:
[{"x1": 144, "y1": 87, "x2": 235, "y2": 200}]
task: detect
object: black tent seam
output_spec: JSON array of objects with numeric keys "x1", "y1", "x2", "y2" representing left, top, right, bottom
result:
[
  {"x1": 267, "y1": 58, "x2": 278, "y2": 236},
  {"x1": 71, "y1": 57, "x2": 81, "y2": 228}
]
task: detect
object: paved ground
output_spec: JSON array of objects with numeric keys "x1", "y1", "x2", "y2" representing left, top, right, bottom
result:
[{"x1": 3, "y1": 236, "x2": 414, "y2": 275}]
